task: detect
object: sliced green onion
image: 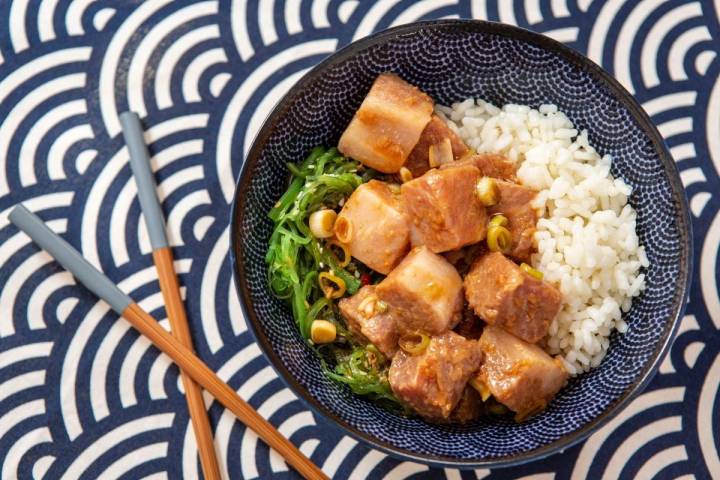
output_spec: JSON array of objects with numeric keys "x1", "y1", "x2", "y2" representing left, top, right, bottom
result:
[
  {"x1": 319, "y1": 271, "x2": 346, "y2": 299},
  {"x1": 399, "y1": 167, "x2": 413, "y2": 183},
  {"x1": 487, "y1": 225, "x2": 512, "y2": 253},
  {"x1": 476, "y1": 177, "x2": 499, "y2": 206},
  {"x1": 399, "y1": 332, "x2": 430, "y2": 355},
  {"x1": 309, "y1": 209, "x2": 337, "y2": 238},
  {"x1": 327, "y1": 239, "x2": 351, "y2": 268},
  {"x1": 520, "y1": 262, "x2": 544, "y2": 280},
  {"x1": 334, "y1": 216, "x2": 353, "y2": 243},
  {"x1": 489, "y1": 214, "x2": 508, "y2": 228}
]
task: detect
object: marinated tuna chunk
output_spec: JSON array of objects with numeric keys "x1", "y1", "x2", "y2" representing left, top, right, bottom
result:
[
  {"x1": 339, "y1": 285, "x2": 399, "y2": 359},
  {"x1": 338, "y1": 73, "x2": 433, "y2": 173},
  {"x1": 464, "y1": 252, "x2": 561, "y2": 343},
  {"x1": 376, "y1": 246, "x2": 463, "y2": 334},
  {"x1": 334, "y1": 180, "x2": 409, "y2": 274},
  {"x1": 475, "y1": 326, "x2": 567, "y2": 419},
  {"x1": 401, "y1": 165, "x2": 488, "y2": 253},
  {"x1": 405, "y1": 115, "x2": 469, "y2": 177},
  {"x1": 389, "y1": 331, "x2": 482, "y2": 421},
  {"x1": 448, "y1": 387, "x2": 483, "y2": 424},
  {"x1": 442, "y1": 153, "x2": 517, "y2": 181},
  {"x1": 488, "y1": 181, "x2": 538, "y2": 262}
]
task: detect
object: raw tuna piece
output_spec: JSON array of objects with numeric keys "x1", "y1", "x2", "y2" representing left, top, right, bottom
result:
[
  {"x1": 442, "y1": 153, "x2": 517, "y2": 181},
  {"x1": 475, "y1": 325, "x2": 567, "y2": 419},
  {"x1": 339, "y1": 285, "x2": 399, "y2": 359},
  {"x1": 338, "y1": 73, "x2": 433, "y2": 173},
  {"x1": 389, "y1": 331, "x2": 482, "y2": 421},
  {"x1": 464, "y1": 252, "x2": 561, "y2": 343},
  {"x1": 334, "y1": 180, "x2": 410, "y2": 274},
  {"x1": 376, "y1": 246, "x2": 464, "y2": 334},
  {"x1": 401, "y1": 165, "x2": 487, "y2": 253},
  {"x1": 488, "y1": 180, "x2": 538, "y2": 262}
]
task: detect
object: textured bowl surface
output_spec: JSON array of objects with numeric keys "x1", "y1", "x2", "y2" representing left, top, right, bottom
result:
[{"x1": 231, "y1": 20, "x2": 691, "y2": 467}]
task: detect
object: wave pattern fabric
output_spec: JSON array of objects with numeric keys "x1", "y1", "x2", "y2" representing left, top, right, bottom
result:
[{"x1": 0, "y1": 1, "x2": 717, "y2": 479}]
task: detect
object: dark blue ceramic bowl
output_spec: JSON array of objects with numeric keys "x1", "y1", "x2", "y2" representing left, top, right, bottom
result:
[{"x1": 230, "y1": 20, "x2": 692, "y2": 468}]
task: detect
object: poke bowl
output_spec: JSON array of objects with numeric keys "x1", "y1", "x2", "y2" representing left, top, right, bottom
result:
[{"x1": 230, "y1": 20, "x2": 691, "y2": 467}]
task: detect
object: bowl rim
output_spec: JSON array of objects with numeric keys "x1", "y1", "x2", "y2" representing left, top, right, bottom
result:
[{"x1": 229, "y1": 19, "x2": 693, "y2": 469}]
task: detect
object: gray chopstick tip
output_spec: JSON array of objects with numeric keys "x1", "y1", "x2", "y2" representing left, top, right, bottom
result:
[
  {"x1": 119, "y1": 110, "x2": 140, "y2": 124},
  {"x1": 7, "y1": 202, "x2": 133, "y2": 314},
  {"x1": 8, "y1": 203, "x2": 32, "y2": 227},
  {"x1": 119, "y1": 112, "x2": 144, "y2": 143},
  {"x1": 119, "y1": 111, "x2": 169, "y2": 250}
]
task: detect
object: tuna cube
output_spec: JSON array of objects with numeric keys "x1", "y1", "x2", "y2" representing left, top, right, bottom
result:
[
  {"x1": 338, "y1": 73, "x2": 434, "y2": 173},
  {"x1": 401, "y1": 165, "x2": 488, "y2": 253},
  {"x1": 442, "y1": 153, "x2": 517, "y2": 181},
  {"x1": 376, "y1": 246, "x2": 463, "y2": 334},
  {"x1": 405, "y1": 115, "x2": 469, "y2": 177},
  {"x1": 475, "y1": 325, "x2": 567, "y2": 419},
  {"x1": 448, "y1": 387, "x2": 483, "y2": 424},
  {"x1": 488, "y1": 180, "x2": 538, "y2": 262},
  {"x1": 334, "y1": 180, "x2": 410, "y2": 274},
  {"x1": 389, "y1": 331, "x2": 481, "y2": 421},
  {"x1": 338, "y1": 285, "x2": 399, "y2": 359},
  {"x1": 464, "y1": 252, "x2": 561, "y2": 343}
]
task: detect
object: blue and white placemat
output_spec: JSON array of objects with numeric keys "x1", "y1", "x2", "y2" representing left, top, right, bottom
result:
[{"x1": 0, "y1": 1, "x2": 717, "y2": 478}]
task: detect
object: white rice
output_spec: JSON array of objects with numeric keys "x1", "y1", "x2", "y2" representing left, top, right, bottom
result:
[{"x1": 437, "y1": 99, "x2": 647, "y2": 375}]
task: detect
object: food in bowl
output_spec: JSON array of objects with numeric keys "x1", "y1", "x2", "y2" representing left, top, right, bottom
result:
[{"x1": 265, "y1": 73, "x2": 647, "y2": 424}]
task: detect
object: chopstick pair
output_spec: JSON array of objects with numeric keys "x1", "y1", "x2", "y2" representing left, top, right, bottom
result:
[{"x1": 8, "y1": 113, "x2": 327, "y2": 480}]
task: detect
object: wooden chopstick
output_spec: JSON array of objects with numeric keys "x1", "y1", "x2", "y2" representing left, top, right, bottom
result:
[
  {"x1": 120, "y1": 112, "x2": 221, "y2": 480},
  {"x1": 9, "y1": 205, "x2": 328, "y2": 480}
]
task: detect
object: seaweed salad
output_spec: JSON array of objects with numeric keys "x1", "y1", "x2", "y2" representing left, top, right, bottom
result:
[{"x1": 266, "y1": 146, "x2": 404, "y2": 409}]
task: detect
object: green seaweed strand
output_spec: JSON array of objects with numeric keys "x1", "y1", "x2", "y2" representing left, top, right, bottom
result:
[{"x1": 266, "y1": 147, "x2": 405, "y2": 409}]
